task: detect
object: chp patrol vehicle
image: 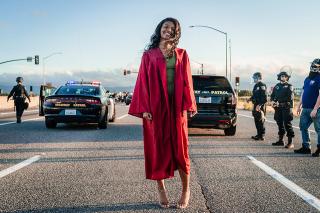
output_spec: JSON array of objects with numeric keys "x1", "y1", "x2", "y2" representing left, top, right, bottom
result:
[
  {"x1": 188, "y1": 75, "x2": 238, "y2": 136},
  {"x1": 39, "y1": 81, "x2": 116, "y2": 129}
]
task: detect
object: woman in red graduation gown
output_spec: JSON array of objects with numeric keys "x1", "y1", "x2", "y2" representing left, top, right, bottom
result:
[{"x1": 128, "y1": 17, "x2": 197, "y2": 209}]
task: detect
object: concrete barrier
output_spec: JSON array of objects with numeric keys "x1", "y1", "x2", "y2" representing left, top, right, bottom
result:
[{"x1": 0, "y1": 96, "x2": 39, "y2": 112}]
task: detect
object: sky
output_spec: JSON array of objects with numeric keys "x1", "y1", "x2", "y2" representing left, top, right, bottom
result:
[{"x1": 0, "y1": 0, "x2": 319, "y2": 91}]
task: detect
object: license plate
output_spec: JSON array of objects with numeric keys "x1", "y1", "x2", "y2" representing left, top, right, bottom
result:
[
  {"x1": 65, "y1": 109, "x2": 76, "y2": 115},
  {"x1": 199, "y1": 97, "x2": 211, "y2": 103}
]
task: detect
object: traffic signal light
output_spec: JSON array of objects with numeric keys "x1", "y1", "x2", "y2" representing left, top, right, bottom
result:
[
  {"x1": 235, "y1": 76, "x2": 240, "y2": 86},
  {"x1": 124, "y1": 69, "x2": 127, "y2": 75},
  {"x1": 34, "y1": 55, "x2": 39, "y2": 65}
]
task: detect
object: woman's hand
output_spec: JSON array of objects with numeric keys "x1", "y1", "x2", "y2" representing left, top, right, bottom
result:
[
  {"x1": 143, "y1": 112, "x2": 153, "y2": 121},
  {"x1": 189, "y1": 111, "x2": 197, "y2": 117}
]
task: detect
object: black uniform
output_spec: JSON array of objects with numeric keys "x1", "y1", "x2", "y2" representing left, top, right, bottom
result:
[
  {"x1": 250, "y1": 81, "x2": 267, "y2": 137},
  {"x1": 7, "y1": 84, "x2": 30, "y2": 123},
  {"x1": 270, "y1": 82, "x2": 295, "y2": 138}
]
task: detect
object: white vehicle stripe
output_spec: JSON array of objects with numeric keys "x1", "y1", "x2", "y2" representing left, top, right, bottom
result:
[
  {"x1": 248, "y1": 156, "x2": 320, "y2": 211},
  {"x1": 0, "y1": 155, "x2": 41, "y2": 178}
]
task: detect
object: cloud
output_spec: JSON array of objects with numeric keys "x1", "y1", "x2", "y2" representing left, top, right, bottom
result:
[{"x1": 0, "y1": 68, "x2": 137, "y2": 91}]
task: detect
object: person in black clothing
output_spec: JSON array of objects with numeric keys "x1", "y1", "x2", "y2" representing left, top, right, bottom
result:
[
  {"x1": 7, "y1": 77, "x2": 31, "y2": 123},
  {"x1": 248, "y1": 72, "x2": 267, "y2": 140},
  {"x1": 271, "y1": 69, "x2": 295, "y2": 148}
]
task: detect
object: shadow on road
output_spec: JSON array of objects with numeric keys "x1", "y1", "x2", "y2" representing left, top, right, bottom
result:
[{"x1": 9, "y1": 202, "x2": 161, "y2": 213}]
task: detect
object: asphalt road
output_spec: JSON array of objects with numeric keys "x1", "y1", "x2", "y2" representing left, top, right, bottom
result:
[{"x1": 0, "y1": 104, "x2": 319, "y2": 213}]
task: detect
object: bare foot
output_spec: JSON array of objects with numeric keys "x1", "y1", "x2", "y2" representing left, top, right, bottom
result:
[
  {"x1": 158, "y1": 188, "x2": 169, "y2": 208},
  {"x1": 177, "y1": 189, "x2": 190, "y2": 209}
]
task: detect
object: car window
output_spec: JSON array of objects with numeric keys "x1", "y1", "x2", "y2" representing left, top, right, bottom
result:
[
  {"x1": 55, "y1": 85, "x2": 100, "y2": 96},
  {"x1": 193, "y1": 76, "x2": 232, "y2": 92}
]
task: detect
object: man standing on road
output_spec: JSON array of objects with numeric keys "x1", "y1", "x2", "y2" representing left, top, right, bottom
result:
[
  {"x1": 295, "y1": 59, "x2": 320, "y2": 157},
  {"x1": 248, "y1": 72, "x2": 267, "y2": 141},
  {"x1": 271, "y1": 68, "x2": 295, "y2": 148},
  {"x1": 7, "y1": 77, "x2": 31, "y2": 123}
]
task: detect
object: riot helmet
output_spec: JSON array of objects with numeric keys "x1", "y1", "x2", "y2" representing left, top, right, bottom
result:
[
  {"x1": 310, "y1": 58, "x2": 320, "y2": 73},
  {"x1": 277, "y1": 66, "x2": 292, "y2": 81},
  {"x1": 16, "y1": 77, "x2": 23, "y2": 83}
]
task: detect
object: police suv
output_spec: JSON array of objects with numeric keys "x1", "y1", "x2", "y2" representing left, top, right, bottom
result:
[
  {"x1": 188, "y1": 75, "x2": 237, "y2": 136},
  {"x1": 39, "y1": 81, "x2": 116, "y2": 129}
]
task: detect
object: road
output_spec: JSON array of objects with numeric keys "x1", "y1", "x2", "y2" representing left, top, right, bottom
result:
[{"x1": 0, "y1": 104, "x2": 319, "y2": 212}]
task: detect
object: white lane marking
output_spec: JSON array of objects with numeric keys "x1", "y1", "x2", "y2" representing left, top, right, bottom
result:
[
  {"x1": 247, "y1": 156, "x2": 320, "y2": 211},
  {"x1": 238, "y1": 113, "x2": 316, "y2": 133},
  {"x1": 0, "y1": 155, "x2": 41, "y2": 178},
  {"x1": 0, "y1": 117, "x2": 43, "y2": 126},
  {"x1": 117, "y1": 114, "x2": 129, "y2": 120},
  {"x1": 0, "y1": 110, "x2": 38, "y2": 115}
]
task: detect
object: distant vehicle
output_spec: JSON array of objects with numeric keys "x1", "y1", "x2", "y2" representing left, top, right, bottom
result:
[
  {"x1": 39, "y1": 81, "x2": 116, "y2": 129},
  {"x1": 125, "y1": 93, "x2": 133, "y2": 105},
  {"x1": 188, "y1": 75, "x2": 237, "y2": 136}
]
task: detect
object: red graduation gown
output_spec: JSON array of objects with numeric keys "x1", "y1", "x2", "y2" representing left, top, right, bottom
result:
[{"x1": 128, "y1": 48, "x2": 197, "y2": 180}]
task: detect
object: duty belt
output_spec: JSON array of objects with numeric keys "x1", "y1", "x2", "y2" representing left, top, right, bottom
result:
[{"x1": 278, "y1": 102, "x2": 290, "y2": 107}]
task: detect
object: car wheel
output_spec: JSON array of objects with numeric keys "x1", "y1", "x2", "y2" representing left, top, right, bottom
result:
[
  {"x1": 109, "y1": 105, "x2": 116, "y2": 122},
  {"x1": 45, "y1": 117, "x2": 57, "y2": 128},
  {"x1": 98, "y1": 108, "x2": 108, "y2": 129},
  {"x1": 224, "y1": 125, "x2": 236, "y2": 136}
]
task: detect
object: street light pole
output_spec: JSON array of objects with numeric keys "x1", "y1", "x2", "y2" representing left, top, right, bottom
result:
[
  {"x1": 190, "y1": 25, "x2": 228, "y2": 78},
  {"x1": 229, "y1": 39, "x2": 232, "y2": 84},
  {"x1": 42, "y1": 52, "x2": 62, "y2": 85}
]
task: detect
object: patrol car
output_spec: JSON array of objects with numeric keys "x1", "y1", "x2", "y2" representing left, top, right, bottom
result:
[
  {"x1": 188, "y1": 75, "x2": 237, "y2": 136},
  {"x1": 40, "y1": 81, "x2": 116, "y2": 129}
]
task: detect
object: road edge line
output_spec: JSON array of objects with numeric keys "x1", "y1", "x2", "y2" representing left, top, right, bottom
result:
[{"x1": 247, "y1": 155, "x2": 320, "y2": 211}]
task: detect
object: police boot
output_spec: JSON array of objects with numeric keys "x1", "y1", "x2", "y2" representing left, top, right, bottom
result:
[
  {"x1": 251, "y1": 135, "x2": 265, "y2": 141},
  {"x1": 312, "y1": 145, "x2": 320, "y2": 157},
  {"x1": 17, "y1": 116, "x2": 21, "y2": 123},
  {"x1": 272, "y1": 135, "x2": 284, "y2": 146},
  {"x1": 285, "y1": 137, "x2": 294, "y2": 149}
]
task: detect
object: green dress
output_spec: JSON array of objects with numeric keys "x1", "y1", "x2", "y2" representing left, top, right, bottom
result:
[{"x1": 166, "y1": 54, "x2": 176, "y2": 99}]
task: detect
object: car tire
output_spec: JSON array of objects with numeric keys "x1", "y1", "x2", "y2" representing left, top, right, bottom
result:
[
  {"x1": 98, "y1": 108, "x2": 108, "y2": 129},
  {"x1": 45, "y1": 117, "x2": 57, "y2": 128},
  {"x1": 109, "y1": 105, "x2": 116, "y2": 122},
  {"x1": 224, "y1": 126, "x2": 236, "y2": 136}
]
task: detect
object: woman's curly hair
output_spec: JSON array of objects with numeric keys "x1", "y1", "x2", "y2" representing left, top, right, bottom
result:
[{"x1": 146, "y1": 17, "x2": 181, "y2": 57}]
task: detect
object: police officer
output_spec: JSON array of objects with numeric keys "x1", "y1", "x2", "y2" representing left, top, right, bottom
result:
[
  {"x1": 249, "y1": 72, "x2": 267, "y2": 140},
  {"x1": 7, "y1": 77, "x2": 31, "y2": 123},
  {"x1": 271, "y1": 69, "x2": 295, "y2": 148}
]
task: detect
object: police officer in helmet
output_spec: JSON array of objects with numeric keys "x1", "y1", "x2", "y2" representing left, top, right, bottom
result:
[
  {"x1": 7, "y1": 77, "x2": 31, "y2": 123},
  {"x1": 271, "y1": 67, "x2": 295, "y2": 148},
  {"x1": 248, "y1": 72, "x2": 267, "y2": 140}
]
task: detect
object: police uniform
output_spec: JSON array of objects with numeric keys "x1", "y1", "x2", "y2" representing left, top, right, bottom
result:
[
  {"x1": 7, "y1": 84, "x2": 30, "y2": 123},
  {"x1": 251, "y1": 81, "x2": 267, "y2": 139}
]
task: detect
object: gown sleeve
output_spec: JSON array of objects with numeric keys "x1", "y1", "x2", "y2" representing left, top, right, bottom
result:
[
  {"x1": 128, "y1": 52, "x2": 151, "y2": 118},
  {"x1": 182, "y1": 51, "x2": 197, "y2": 112}
]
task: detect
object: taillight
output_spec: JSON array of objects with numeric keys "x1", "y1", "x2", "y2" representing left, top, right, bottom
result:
[
  {"x1": 84, "y1": 99, "x2": 101, "y2": 105},
  {"x1": 44, "y1": 98, "x2": 57, "y2": 107}
]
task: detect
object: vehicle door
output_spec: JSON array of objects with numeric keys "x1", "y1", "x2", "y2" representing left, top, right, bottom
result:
[{"x1": 39, "y1": 85, "x2": 56, "y2": 116}]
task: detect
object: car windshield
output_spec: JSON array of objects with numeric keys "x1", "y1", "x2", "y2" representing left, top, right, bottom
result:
[
  {"x1": 193, "y1": 76, "x2": 232, "y2": 92},
  {"x1": 55, "y1": 85, "x2": 100, "y2": 96}
]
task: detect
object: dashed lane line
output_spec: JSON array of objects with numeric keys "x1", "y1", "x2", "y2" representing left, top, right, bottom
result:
[
  {"x1": 0, "y1": 117, "x2": 43, "y2": 126},
  {"x1": 0, "y1": 155, "x2": 41, "y2": 178},
  {"x1": 238, "y1": 113, "x2": 315, "y2": 133},
  {"x1": 247, "y1": 155, "x2": 320, "y2": 211}
]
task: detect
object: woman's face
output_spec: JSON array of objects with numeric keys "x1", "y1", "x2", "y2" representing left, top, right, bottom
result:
[{"x1": 160, "y1": 21, "x2": 175, "y2": 41}]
